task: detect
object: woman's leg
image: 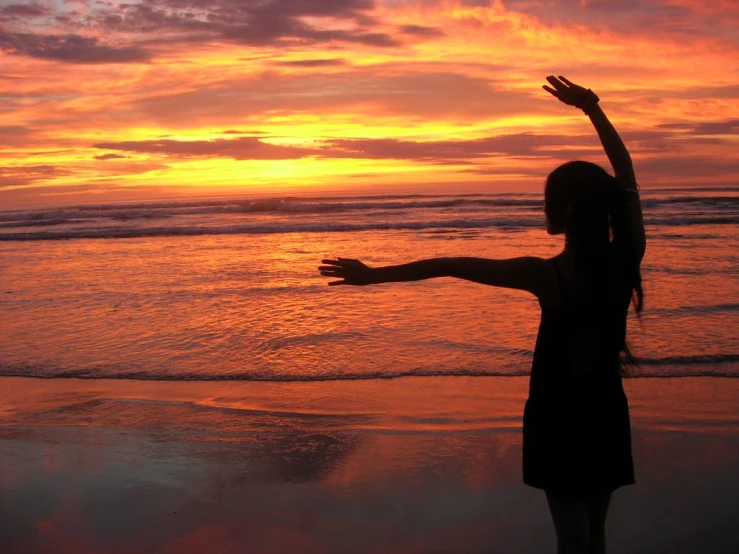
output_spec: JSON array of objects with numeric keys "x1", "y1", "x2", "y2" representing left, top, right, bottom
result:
[
  {"x1": 586, "y1": 493, "x2": 612, "y2": 554},
  {"x1": 545, "y1": 492, "x2": 589, "y2": 554}
]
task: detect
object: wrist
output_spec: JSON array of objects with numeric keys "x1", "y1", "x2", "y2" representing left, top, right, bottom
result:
[
  {"x1": 579, "y1": 89, "x2": 600, "y2": 115},
  {"x1": 369, "y1": 267, "x2": 383, "y2": 285}
]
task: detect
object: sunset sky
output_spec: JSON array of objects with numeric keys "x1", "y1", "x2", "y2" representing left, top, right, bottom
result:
[{"x1": 1, "y1": 0, "x2": 738, "y2": 206}]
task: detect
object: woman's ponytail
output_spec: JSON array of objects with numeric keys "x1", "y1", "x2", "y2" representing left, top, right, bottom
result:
[{"x1": 545, "y1": 161, "x2": 645, "y2": 371}]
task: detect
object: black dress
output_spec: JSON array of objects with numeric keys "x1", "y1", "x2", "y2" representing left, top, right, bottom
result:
[{"x1": 522, "y1": 258, "x2": 635, "y2": 495}]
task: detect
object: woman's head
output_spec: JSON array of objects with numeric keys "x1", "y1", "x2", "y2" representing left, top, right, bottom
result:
[{"x1": 544, "y1": 160, "x2": 616, "y2": 238}]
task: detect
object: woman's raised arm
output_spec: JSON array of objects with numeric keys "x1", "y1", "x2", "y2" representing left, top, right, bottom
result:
[{"x1": 543, "y1": 75, "x2": 645, "y2": 259}]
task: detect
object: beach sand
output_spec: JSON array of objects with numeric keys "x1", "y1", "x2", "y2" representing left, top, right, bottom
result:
[{"x1": 1, "y1": 376, "x2": 737, "y2": 554}]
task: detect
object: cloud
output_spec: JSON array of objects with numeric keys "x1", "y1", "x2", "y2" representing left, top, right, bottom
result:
[
  {"x1": 126, "y1": 67, "x2": 529, "y2": 126},
  {"x1": 0, "y1": 165, "x2": 66, "y2": 188},
  {"x1": 0, "y1": 0, "x2": 435, "y2": 65},
  {"x1": 0, "y1": 182, "x2": 176, "y2": 207},
  {"x1": 91, "y1": 128, "x2": 734, "y2": 180},
  {"x1": 666, "y1": 85, "x2": 739, "y2": 100},
  {"x1": 464, "y1": 166, "x2": 554, "y2": 177},
  {"x1": 398, "y1": 24, "x2": 445, "y2": 37},
  {"x1": 320, "y1": 133, "x2": 600, "y2": 163},
  {"x1": 274, "y1": 58, "x2": 347, "y2": 67},
  {"x1": 634, "y1": 155, "x2": 739, "y2": 181},
  {"x1": 93, "y1": 137, "x2": 320, "y2": 160},
  {"x1": 0, "y1": 124, "x2": 31, "y2": 138},
  {"x1": 0, "y1": 31, "x2": 152, "y2": 64},
  {"x1": 220, "y1": 130, "x2": 269, "y2": 135},
  {"x1": 0, "y1": 3, "x2": 50, "y2": 18},
  {"x1": 495, "y1": 0, "x2": 735, "y2": 38},
  {"x1": 656, "y1": 119, "x2": 739, "y2": 135},
  {"x1": 92, "y1": 132, "x2": 602, "y2": 164},
  {"x1": 93, "y1": 153, "x2": 127, "y2": 160}
]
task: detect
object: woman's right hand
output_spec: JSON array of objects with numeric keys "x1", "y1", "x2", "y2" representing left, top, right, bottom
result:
[{"x1": 319, "y1": 258, "x2": 376, "y2": 286}]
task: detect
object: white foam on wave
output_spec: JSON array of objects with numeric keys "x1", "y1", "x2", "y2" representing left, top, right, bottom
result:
[
  {"x1": 0, "y1": 191, "x2": 736, "y2": 240},
  {"x1": 1, "y1": 354, "x2": 736, "y2": 381},
  {"x1": 0, "y1": 217, "x2": 540, "y2": 241}
]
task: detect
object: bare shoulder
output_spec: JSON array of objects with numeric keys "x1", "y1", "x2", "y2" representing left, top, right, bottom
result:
[
  {"x1": 497, "y1": 255, "x2": 554, "y2": 298},
  {"x1": 536, "y1": 255, "x2": 564, "y2": 307}
]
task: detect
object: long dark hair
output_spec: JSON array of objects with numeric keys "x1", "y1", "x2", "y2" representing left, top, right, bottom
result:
[{"x1": 544, "y1": 161, "x2": 643, "y2": 369}]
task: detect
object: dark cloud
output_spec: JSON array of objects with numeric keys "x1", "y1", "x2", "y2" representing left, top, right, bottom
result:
[
  {"x1": 274, "y1": 58, "x2": 347, "y2": 67},
  {"x1": 320, "y1": 134, "x2": 599, "y2": 163},
  {"x1": 94, "y1": 153, "x2": 127, "y2": 160},
  {"x1": 0, "y1": 165, "x2": 65, "y2": 188},
  {"x1": 92, "y1": 133, "x2": 602, "y2": 164},
  {"x1": 0, "y1": 0, "x2": 422, "y2": 64},
  {"x1": 28, "y1": 150, "x2": 74, "y2": 157},
  {"x1": 0, "y1": 182, "x2": 175, "y2": 207},
  {"x1": 505, "y1": 0, "x2": 709, "y2": 36},
  {"x1": 0, "y1": 31, "x2": 152, "y2": 64},
  {"x1": 666, "y1": 85, "x2": 739, "y2": 100},
  {"x1": 219, "y1": 26, "x2": 399, "y2": 47},
  {"x1": 93, "y1": 136, "x2": 320, "y2": 160},
  {"x1": 0, "y1": 3, "x2": 49, "y2": 18},
  {"x1": 90, "y1": 128, "x2": 738, "y2": 186},
  {"x1": 0, "y1": 125, "x2": 30, "y2": 137},
  {"x1": 398, "y1": 24, "x2": 445, "y2": 38},
  {"x1": 99, "y1": 0, "x2": 402, "y2": 52},
  {"x1": 221, "y1": 129, "x2": 269, "y2": 135},
  {"x1": 464, "y1": 165, "x2": 555, "y2": 177},
  {"x1": 0, "y1": 123, "x2": 67, "y2": 149},
  {"x1": 656, "y1": 119, "x2": 739, "y2": 135},
  {"x1": 127, "y1": 68, "x2": 529, "y2": 126},
  {"x1": 634, "y1": 155, "x2": 739, "y2": 180},
  {"x1": 220, "y1": 129, "x2": 269, "y2": 138}
]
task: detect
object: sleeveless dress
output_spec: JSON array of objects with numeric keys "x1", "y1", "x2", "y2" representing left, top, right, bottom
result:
[{"x1": 522, "y1": 258, "x2": 635, "y2": 495}]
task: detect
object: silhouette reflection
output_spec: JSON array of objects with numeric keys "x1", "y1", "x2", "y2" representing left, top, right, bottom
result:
[{"x1": 258, "y1": 432, "x2": 358, "y2": 483}]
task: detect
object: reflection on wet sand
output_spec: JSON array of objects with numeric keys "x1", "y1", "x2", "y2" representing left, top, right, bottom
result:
[{"x1": 0, "y1": 376, "x2": 738, "y2": 553}]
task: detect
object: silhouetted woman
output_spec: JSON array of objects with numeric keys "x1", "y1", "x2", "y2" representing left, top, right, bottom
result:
[{"x1": 319, "y1": 76, "x2": 645, "y2": 554}]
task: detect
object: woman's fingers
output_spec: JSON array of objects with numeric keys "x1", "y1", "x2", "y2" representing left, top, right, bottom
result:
[
  {"x1": 322, "y1": 258, "x2": 362, "y2": 266},
  {"x1": 558, "y1": 75, "x2": 575, "y2": 87},
  {"x1": 542, "y1": 85, "x2": 560, "y2": 97},
  {"x1": 546, "y1": 75, "x2": 567, "y2": 90},
  {"x1": 328, "y1": 280, "x2": 346, "y2": 286}
]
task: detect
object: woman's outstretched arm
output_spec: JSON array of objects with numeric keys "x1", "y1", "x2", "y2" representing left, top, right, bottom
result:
[
  {"x1": 319, "y1": 256, "x2": 548, "y2": 295},
  {"x1": 543, "y1": 75, "x2": 646, "y2": 260}
]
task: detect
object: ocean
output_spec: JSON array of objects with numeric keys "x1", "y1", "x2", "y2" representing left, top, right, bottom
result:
[{"x1": 1, "y1": 188, "x2": 737, "y2": 381}]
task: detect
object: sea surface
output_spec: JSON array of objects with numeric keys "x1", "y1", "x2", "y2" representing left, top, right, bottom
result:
[{"x1": 0, "y1": 188, "x2": 737, "y2": 381}]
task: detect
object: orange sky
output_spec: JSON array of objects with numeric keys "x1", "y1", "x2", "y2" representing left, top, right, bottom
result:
[{"x1": 1, "y1": 0, "x2": 738, "y2": 206}]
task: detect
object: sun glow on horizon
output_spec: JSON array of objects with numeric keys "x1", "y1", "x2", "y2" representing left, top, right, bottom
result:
[{"x1": 1, "y1": 0, "x2": 738, "y2": 207}]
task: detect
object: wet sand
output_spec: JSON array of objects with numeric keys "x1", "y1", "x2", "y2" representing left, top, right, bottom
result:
[{"x1": 1, "y1": 376, "x2": 737, "y2": 553}]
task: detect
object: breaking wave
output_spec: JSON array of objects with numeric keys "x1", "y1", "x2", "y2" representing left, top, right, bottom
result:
[
  {"x1": 1, "y1": 192, "x2": 736, "y2": 241},
  {"x1": 2, "y1": 354, "x2": 736, "y2": 381}
]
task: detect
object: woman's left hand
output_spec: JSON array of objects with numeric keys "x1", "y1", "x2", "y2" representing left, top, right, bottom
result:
[
  {"x1": 542, "y1": 75, "x2": 592, "y2": 108},
  {"x1": 319, "y1": 258, "x2": 376, "y2": 286}
]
